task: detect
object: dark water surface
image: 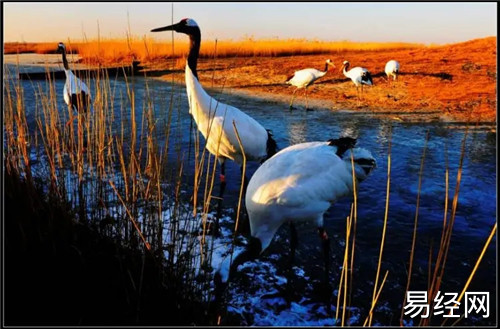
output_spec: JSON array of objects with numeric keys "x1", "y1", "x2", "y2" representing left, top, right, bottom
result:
[{"x1": 7, "y1": 63, "x2": 497, "y2": 325}]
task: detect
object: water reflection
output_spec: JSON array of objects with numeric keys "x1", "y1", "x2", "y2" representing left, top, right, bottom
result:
[{"x1": 288, "y1": 120, "x2": 307, "y2": 145}]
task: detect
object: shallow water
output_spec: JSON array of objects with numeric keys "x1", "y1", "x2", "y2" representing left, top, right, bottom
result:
[{"x1": 4, "y1": 60, "x2": 497, "y2": 325}]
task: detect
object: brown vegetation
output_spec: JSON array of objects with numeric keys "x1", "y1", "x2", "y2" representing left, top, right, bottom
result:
[
  {"x1": 159, "y1": 36, "x2": 496, "y2": 123},
  {"x1": 4, "y1": 38, "x2": 423, "y2": 64},
  {"x1": 5, "y1": 37, "x2": 495, "y2": 122}
]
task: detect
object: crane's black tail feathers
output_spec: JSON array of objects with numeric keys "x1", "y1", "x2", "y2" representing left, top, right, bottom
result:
[
  {"x1": 327, "y1": 137, "x2": 357, "y2": 157},
  {"x1": 362, "y1": 71, "x2": 373, "y2": 85},
  {"x1": 71, "y1": 91, "x2": 90, "y2": 113},
  {"x1": 264, "y1": 130, "x2": 278, "y2": 163},
  {"x1": 285, "y1": 74, "x2": 295, "y2": 84}
]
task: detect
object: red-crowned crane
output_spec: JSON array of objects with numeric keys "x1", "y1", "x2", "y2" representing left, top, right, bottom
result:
[
  {"x1": 385, "y1": 60, "x2": 400, "y2": 81},
  {"x1": 286, "y1": 59, "x2": 335, "y2": 111},
  {"x1": 341, "y1": 60, "x2": 373, "y2": 104},
  {"x1": 216, "y1": 137, "x2": 376, "y2": 285},
  {"x1": 57, "y1": 42, "x2": 91, "y2": 114},
  {"x1": 150, "y1": 18, "x2": 277, "y2": 232}
]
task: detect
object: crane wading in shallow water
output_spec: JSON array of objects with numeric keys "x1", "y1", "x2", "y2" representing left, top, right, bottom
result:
[
  {"x1": 385, "y1": 59, "x2": 400, "y2": 81},
  {"x1": 150, "y1": 18, "x2": 278, "y2": 233},
  {"x1": 341, "y1": 60, "x2": 373, "y2": 105},
  {"x1": 57, "y1": 42, "x2": 91, "y2": 116},
  {"x1": 285, "y1": 59, "x2": 335, "y2": 111},
  {"x1": 216, "y1": 137, "x2": 376, "y2": 287}
]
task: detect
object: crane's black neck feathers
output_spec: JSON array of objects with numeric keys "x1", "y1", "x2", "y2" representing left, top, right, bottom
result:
[
  {"x1": 229, "y1": 237, "x2": 262, "y2": 277},
  {"x1": 187, "y1": 30, "x2": 201, "y2": 79},
  {"x1": 264, "y1": 130, "x2": 278, "y2": 163},
  {"x1": 61, "y1": 48, "x2": 69, "y2": 70},
  {"x1": 323, "y1": 62, "x2": 330, "y2": 73},
  {"x1": 328, "y1": 137, "x2": 357, "y2": 157},
  {"x1": 343, "y1": 62, "x2": 350, "y2": 73},
  {"x1": 70, "y1": 91, "x2": 89, "y2": 113}
]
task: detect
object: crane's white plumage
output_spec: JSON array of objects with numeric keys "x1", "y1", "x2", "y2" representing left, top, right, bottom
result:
[
  {"x1": 62, "y1": 70, "x2": 90, "y2": 108},
  {"x1": 342, "y1": 61, "x2": 373, "y2": 87},
  {"x1": 216, "y1": 138, "x2": 376, "y2": 283},
  {"x1": 341, "y1": 60, "x2": 373, "y2": 103},
  {"x1": 58, "y1": 42, "x2": 91, "y2": 112},
  {"x1": 151, "y1": 18, "x2": 276, "y2": 168},
  {"x1": 286, "y1": 60, "x2": 333, "y2": 88},
  {"x1": 385, "y1": 60, "x2": 400, "y2": 81},
  {"x1": 151, "y1": 18, "x2": 277, "y2": 234},
  {"x1": 185, "y1": 64, "x2": 269, "y2": 165},
  {"x1": 246, "y1": 140, "x2": 375, "y2": 250},
  {"x1": 286, "y1": 59, "x2": 334, "y2": 110}
]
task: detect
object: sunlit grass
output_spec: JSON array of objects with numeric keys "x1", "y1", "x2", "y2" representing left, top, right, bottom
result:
[{"x1": 4, "y1": 37, "x2": 425, "y2": 65}]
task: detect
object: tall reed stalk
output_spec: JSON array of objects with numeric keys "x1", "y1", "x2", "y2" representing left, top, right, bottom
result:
[
  {"x1": 399, "y1": 130, "x2": 430, "y2": 325},
  {"x1": 368, "y1": 125, "x2": 392, "y2": 326}
]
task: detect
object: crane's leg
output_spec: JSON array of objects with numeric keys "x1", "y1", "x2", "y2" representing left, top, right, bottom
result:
[
  {"x1": 318, "y1": 225, "x2": 332, "y2": 310},
  {"x1": 215, "y1": 161, "x2": 227, "y2": 235},
  {"x1": 318, "y1": 227, "x2": 330, "y2": 284},
  {"x1": 289, "y1": 221, "x2": 298, "y2": 264},
  {"x1": 289, "y1": 89, "x2": 298, "y2": 111},
  {"x1": 356, "y1": 87, "x2": 360, "y2": 106},
  {"x1": 285, "y1": 220, "x2": 299, "y2": 304},
  {"x1": 305, "y1": 88, "x2": 309, "y2": 111}
]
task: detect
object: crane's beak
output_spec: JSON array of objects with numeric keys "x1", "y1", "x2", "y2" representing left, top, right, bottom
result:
[
  {"x1": 150, "y1": 22, "x2": 179, "y2": 32},
  {"x1": 329, "y1": 62, "x2": 336, "y2": 69}
]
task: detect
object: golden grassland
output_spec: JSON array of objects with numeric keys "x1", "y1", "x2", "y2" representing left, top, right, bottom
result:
[
  {"x1": 4, "y1": 36, "x2": 496, "y2": 122},
  {"x1": 4, "y1": 37, "x2": 424, "y2": 64},
  {"x1": 157, "y1": 36, "x2": 497, "y2": 123}
]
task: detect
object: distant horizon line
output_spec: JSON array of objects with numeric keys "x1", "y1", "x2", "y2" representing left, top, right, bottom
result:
[{"x1": 3, "y1": 35, "x2": 497, "y2": 46}]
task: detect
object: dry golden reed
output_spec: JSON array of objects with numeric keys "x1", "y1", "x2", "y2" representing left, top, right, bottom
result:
[{"x1": 5, "y1": 37, "x2": 424, "y2": 65}]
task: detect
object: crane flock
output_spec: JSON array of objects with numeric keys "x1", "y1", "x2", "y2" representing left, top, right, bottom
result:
[{"x1": 55, "y1": 17, "x2": 401, "y2": 293}]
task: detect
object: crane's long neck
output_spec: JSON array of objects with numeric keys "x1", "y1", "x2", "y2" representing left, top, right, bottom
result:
[
  {"x1": 343, "y1": 63, "x2": 350, "y2": 77},
  {"x1": 323, "y1": 62, "x2": 330, "y2": 74},
  {"x1": 187, "y1": 30, "x2": 201, "y2": 79},
  {"x1": 61, "y1": 49, "x2": 69, "y2": 70}
]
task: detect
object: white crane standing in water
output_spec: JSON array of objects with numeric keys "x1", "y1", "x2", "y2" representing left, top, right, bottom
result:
[
  {"x1": 385, "y1": 60, "x2": 400, "y2": 81},
  {"x1": 150, "y1": 18, "x2": 277, "y2": 232},
  {"x1": 341, "y1": 60, "x2": 373, "y2": 104},
  {"x1": 216, "y1": 137, "x2": 376, "y2": 286},
  {"x1": 57, "y1": 42, "x2": 91, "y2": 114},
  {"x1": 285, "y1": 59, "x2": 335, "y2": 111}
]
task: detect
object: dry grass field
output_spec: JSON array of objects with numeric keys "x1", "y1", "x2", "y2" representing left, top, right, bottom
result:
[
  {"x1": 154, "y1": 37, "x2": 496, "y2": 123},
  {"x1": 5, "y1": 36, "x2": 496, "y2": 122}
]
